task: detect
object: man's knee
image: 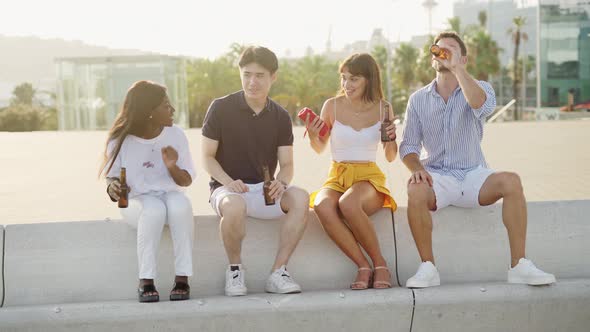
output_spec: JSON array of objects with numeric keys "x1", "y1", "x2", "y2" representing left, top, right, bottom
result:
[
  {"x1": 219, "y1": 195, "x2": 247, "y2": 221},
  {"x1": 407, "y1": 183, "x2": 433, "y2": 207},
  {"x1": 497, "y1": 172, "x2": 523, "y2": 196},
  {"x1": 283, "y1": 186, "x2": 309, "y2": 212}
]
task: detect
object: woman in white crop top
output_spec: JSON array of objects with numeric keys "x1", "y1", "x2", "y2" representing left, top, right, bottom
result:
[
  {"x1": 305, "y1": 53, "x2": 398, "y2": 290},
  {"x1": 99, "y1": 81, "x2": 196, "y2": 303}
]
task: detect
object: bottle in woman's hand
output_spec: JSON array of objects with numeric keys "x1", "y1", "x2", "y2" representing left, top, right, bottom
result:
[
  {"x1": 118, "y1": 168, "x2": 129, "y2": 208},
  {"x1": 381, "y1": 104, "x2": 393, "y2": 142}
]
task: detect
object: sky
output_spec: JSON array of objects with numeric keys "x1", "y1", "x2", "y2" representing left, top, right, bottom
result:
[{"x1": 1, "y1": 0, "x2": 460, "y2": 58}]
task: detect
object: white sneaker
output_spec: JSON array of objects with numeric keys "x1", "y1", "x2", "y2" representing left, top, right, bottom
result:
[
  {"x1": 406, "y1": 261, "x2": 441, "y2": 288},
  {"x1": 225, "y1": 264, "x2": 247, "y2": 296},
  {"x1": 507, "y1": 258, "x2": 556, "y2": 285},
  {"x1": 265, "y1": 265, "x2": 302, "y2": 294}
]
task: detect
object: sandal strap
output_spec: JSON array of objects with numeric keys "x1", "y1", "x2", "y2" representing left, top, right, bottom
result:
[
  {"x1": 172, "y1": 281, "x2": 190, "y2": 291},
  {"x1": 139, "y1": 284, "x2": 157, "y2": 293},
  {"x1": 374, "y1": 266, "x2": 390, "y2": 271},
  {"x1": 358, "y1": 267, "x2": 372, "y2": 272}
]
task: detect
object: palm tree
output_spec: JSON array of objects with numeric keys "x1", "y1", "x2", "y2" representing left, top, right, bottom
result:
[
  {"x1": 466, "y1": 30, "x2": 501, "y2": 81},
  {"x1": 272, "y1": 55, "x2": 339, "y2": 121},
  {"x1": 371, "y1": 45, "x2": 390, "y2": 101},
  {"x1": 392, "y1": 43, "x2": 419, "y2": 114},
  {"x1": 447, "y1": 17, "x2": 462, "y2": 34},
  {"x1": 478, "y1": 11, "x2": 487, "y2": 28},
  {"x1": 508, "y1": 16, "x2": 528, "y2": 120},
  {"x1": 393, "y1": 43, "x2": 419, "y2": 89},
  {"x1": 11, "y1": 82, "x2": 36, "y2": 106},
  {"x1": 416, "y1": 36, "x2": 436, "y2": 85}
]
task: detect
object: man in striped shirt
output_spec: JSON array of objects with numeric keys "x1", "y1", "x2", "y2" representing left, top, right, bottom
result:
[{"x1": 399, "y1": 31, "x2": 555, "y2": 288}]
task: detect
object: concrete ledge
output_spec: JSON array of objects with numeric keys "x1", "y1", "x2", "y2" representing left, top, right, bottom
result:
[
  {"x1": 193, "y1": 208, "x2": 397, "y2": 297},
  {"x1": 3, "y1": 209, "x2": 396, "y2": 306},
  {"x1": 411, "y1": 278, "x2": 590, "y2": 332},
  {"x1": 0, "y1": 288, "x2": 413, "y2": 332},
  {"x1": 3, "y1": 221, "x2": 139, "y2": 306},
  {"x1": 395, "y1": 200, "x2": 590, "y2": 284},
  {"x1": 1, "y1": 225, "x2": 4, "y2": 307}
]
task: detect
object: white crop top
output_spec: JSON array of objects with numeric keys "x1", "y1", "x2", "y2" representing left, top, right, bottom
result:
[{"x1": 330, "y1": 100, "x2": 382, "y2": 162}]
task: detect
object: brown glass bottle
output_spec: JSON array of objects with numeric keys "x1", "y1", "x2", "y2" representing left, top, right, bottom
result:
[
  {"x1": 430, "y1": 44, "x2": 449, "y2": 59},
  {"x1": 118, "y1": 167, "x2": 129, "y2": 208},
  {"x1": 381, "y1": 104, "x2": 393, "y2": 142},
  {"x1": 262, "y1": 165, "x2": 275, "y2": 206}
]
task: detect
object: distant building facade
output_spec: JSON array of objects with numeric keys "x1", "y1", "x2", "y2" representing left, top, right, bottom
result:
[{"x1": 55, "y1": 55, "x2": 188, "y2": 130}]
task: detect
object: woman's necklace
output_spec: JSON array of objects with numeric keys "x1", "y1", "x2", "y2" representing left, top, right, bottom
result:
[{"x1": 351, "y1": 102, "x2": 371, "y2": 117}]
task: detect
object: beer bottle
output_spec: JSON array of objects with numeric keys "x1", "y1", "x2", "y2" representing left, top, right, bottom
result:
[
  {"x1": 118, "y1": 167, "x2": 129, "y2": 208},
  {"x1": 430, "y1": 44, "x2": 449, "y2": 60},
  {"x1": 262, "y1": 165, "x2": 275, "y2": 206},
  {"x1": 381, "y1": 104, "x2": 393, "y2": 142}
]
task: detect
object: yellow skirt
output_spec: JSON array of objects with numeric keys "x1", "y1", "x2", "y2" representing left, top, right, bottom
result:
[{"x1": 309, "y1": 161, "x2": 397, "y2": 211}]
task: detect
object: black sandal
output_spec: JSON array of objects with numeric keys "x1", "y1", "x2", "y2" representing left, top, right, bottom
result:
[
  {"x1": 138, "y1": 284, "x2": 159, "y2": 303},
  {"x1": 170, "y1": 281, "x2": 190, "y2": 301}
]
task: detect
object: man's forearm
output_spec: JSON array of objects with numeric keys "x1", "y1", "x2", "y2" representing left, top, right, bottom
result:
[
  {"x1": 455, "y1": 67, "x2": 486, "y2": 109},
  {"x1": 403, "y1": 153, "x2": 425, "y2": 173},
  {"x1": 275, "y1": 164, "x2": 294, "y2": 185},
  {"x1": 203, "y1": 156, "x2": 234, "y2": 186}
]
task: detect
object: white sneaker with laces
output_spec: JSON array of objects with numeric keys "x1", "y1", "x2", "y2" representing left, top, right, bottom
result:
[
  {"x1": 507, "y1": 258, "x2": 556, "y2": 285},
  {"x1": 265, "y1": 265, "x2": 302, "y2": 294},
  {"x1": 225, "y1": 264, "x2": 247, "y2": 296},
  {"x1": 406, "y1": 261, "x2": 441, "y2": 288}
]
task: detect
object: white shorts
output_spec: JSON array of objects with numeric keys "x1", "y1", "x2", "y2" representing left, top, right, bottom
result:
[
  {"x1": 431, "y1": 167, "x2": 495, "y2": 210},
  {"x1": 210, "y1": 182, "x2": 287, "y2": 220}
]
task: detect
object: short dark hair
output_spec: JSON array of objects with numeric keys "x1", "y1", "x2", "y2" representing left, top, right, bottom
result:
[
  {"x1": 434, "y1": 31, "x2": 467, "y2": 56},
  {"x1": 238, "y1": 46, "x2": 279, "y2": 74}
]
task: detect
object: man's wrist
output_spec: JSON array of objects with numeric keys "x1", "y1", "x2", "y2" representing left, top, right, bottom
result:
[{"x1": 412, "y1": 166, "x2": 425, "y2": 173}]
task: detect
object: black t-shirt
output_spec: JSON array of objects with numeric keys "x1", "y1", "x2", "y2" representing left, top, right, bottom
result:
[{"x1": 202, "y1": 90, "x2": 294, "y2": 192}]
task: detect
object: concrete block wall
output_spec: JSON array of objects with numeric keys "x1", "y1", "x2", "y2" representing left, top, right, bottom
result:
[
  {"x1": 1, "y1": 225, "x2": 4, "y2": 307},
  {"x1": 411, "y1": 279, "x2": 590, "y2": 332},
  {"x1": 395, "y1": 200, "x2": 590, "y2": 285},
  {"x1": 1, "y1": 201, "x2": 589, "y2": 332},
  {"x1": 2, "y1": 209, "x2": 396, "y2": 306},
  {"x1": 0, "y1": 289, "x2": 415, "y2": 332}
]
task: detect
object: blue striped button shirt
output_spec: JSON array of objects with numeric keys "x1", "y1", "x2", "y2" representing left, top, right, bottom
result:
[{"x1": 399, "y1": 79, "x2": 496, "y2": 180}]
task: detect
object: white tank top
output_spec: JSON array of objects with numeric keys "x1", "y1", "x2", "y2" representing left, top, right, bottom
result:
[{"x1": 330, "y1": 99, "x2": 382, "y2": 162}]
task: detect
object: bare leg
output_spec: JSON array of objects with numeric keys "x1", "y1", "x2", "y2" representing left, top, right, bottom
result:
[
  {"x1": 271, "y1": 186, "x2": 310, "y2": 270},
  {"x1": 338, "y1": 181, "x2": 390, "y2": 286},
  {"x1": 478, "y1": 172, "x2": 527, "y2": 267},
  {"x1": 218, "y1": 195, "x2": 248, "y2": 265},
  {"x1": 314, "y1": 188, "x2": 372, "y2": 287},
  {"x1": 406, "y1": 182, "x2": 437, "y2": 264}
]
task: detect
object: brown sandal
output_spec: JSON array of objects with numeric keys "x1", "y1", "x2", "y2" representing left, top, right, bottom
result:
[
  {"x1": 350, "y1": 267, "x2": 373, "y2": 290},
  {"x1": 372, "y1": 266, "x2": 392, "y2": 289}
]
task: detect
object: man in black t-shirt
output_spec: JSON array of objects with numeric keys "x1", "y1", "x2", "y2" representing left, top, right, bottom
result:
[{"x1": 201, "y1": 46, "x2": 309, "y2": 297}]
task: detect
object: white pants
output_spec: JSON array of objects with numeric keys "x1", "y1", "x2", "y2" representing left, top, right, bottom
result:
[{"x1": 121, "y1": 191, "x2": 194, "y2": 279}]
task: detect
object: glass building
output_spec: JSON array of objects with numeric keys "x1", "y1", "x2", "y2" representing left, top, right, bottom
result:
[
  {"x1": 55, "y1": 55, "x2": 188, "y2": 130},
  {"x1": 540, "y1": 0, "x2": 590, "y2": 107}
]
